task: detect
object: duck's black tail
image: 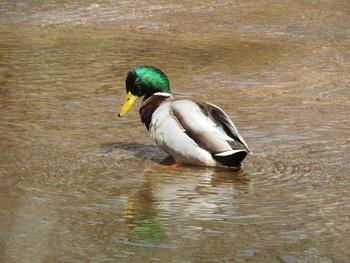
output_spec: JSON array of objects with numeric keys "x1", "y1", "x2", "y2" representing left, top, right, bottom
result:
[{"x1": 212, "y1": 150, "x2": 248, "y2": 167}]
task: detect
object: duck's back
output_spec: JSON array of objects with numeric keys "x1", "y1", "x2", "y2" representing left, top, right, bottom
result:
[{"x1": 149, "y1": 99, "x2": 249, "y2": 167}]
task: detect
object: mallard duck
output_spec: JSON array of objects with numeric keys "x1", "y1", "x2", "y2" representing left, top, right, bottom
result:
[{"x1": 118, "y1": 66, "x2": 250, "y2": 167}]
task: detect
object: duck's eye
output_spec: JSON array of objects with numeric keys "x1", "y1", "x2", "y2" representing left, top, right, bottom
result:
[{"x1": 135, "y1": 79, "x2": 141, "y2": 85}]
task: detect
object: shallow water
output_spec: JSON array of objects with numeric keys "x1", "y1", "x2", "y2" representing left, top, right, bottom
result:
[{"x1": 1, "y1": 1, "x2": 349, "y2": 262}]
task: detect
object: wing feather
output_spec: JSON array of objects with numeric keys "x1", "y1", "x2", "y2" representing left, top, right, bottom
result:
[
  {"x1": 198, "y1": 102, "x2": 250, "y2": 152},
  {"x1": 170, "y1": 100, "x2": 249, "y2": 154}
]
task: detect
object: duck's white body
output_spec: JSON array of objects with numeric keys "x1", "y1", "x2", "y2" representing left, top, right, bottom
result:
[
  {"x1": 141, "y1": 93, "x2": 249, "y2": 167},
  {"x1": 151, "y1": 100, "x2": 218, "y2": 166}
]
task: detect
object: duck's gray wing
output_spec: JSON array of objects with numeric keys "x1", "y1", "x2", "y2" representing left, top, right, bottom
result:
[{"x1": 197, "y1": 102, "x2": 250, "y2": 152}]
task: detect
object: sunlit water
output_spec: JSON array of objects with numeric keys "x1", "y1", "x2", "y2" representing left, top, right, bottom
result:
[{"x1": 1, "y1": 1, "x2": 349, "y2": 262}]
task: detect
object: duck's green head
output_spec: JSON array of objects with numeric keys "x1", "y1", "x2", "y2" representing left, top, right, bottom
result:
[{"x1": 118, "y1": 66, "x2": 170, "y2": 117}]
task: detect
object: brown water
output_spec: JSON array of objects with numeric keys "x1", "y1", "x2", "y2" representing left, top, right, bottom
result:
[{"x1": 1, "y1": 1, "x2": 349, "y2": 262}]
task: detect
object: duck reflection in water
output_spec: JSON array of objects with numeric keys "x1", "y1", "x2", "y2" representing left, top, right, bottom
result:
[{"x1": 114, "y1": 155, "x2": 251, "y2": 247}]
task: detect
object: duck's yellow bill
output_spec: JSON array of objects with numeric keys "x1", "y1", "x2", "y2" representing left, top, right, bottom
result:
[{"x1": 118, "y1": 92, "x2": 139, "y2": 117}]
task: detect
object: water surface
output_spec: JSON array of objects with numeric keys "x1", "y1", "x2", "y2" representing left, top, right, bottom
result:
[{"x1": 0, "y1": 1, "x2": 349, "y2": 262}]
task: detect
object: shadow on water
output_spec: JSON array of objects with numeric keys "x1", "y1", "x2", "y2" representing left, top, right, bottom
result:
[
  {"x1": 100, "y1": 141, "x2": 167, "y2": 163},
  {"x1": 100, "y1": 142, "x2": 159, "y2": 156}
]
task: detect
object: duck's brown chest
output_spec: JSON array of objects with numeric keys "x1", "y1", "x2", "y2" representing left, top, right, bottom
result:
[{"x1": 139, "y1": 94, "x2": 172, "y2": 131}]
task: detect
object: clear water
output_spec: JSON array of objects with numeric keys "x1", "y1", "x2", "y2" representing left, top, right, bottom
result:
[{"x1": 1, "y1": 1, "x2": 349, "y2": 262}]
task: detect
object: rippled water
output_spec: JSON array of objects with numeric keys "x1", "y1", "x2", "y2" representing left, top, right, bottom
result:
[{"x1": 1, "y1": 1, "x2": 349, "y2": 262}]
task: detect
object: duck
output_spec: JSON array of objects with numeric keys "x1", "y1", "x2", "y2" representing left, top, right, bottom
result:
[{"x1": 118, "y1": 66, "x2": 250, "y2": 167}]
